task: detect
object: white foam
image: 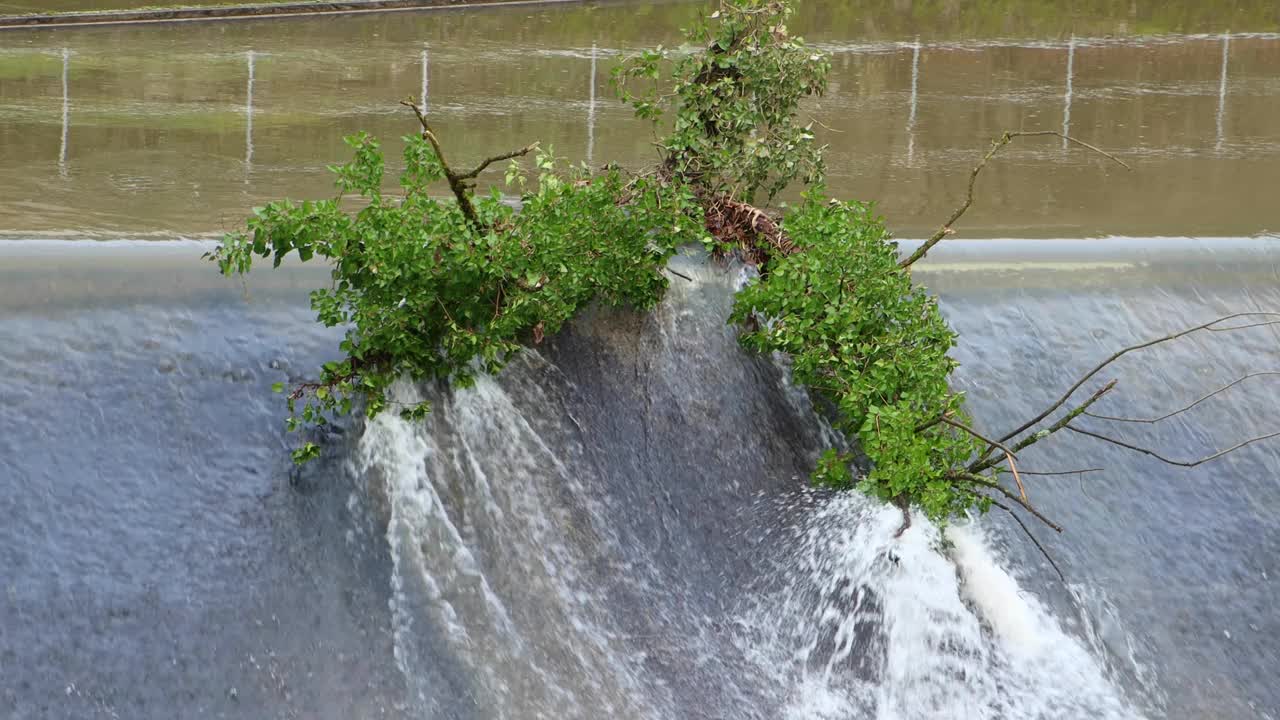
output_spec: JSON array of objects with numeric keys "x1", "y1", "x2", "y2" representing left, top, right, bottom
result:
[
  {"x1": 355, "y1": 377, "x2": 662, "y2": 719},
  {"x1": 739, "y1": 494, "x2": 1149, "y2": 720}
]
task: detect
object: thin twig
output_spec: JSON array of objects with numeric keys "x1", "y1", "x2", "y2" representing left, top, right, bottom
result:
[
  {"x1": 939, "y1": 415, "x2": 1018, "y2": 459},
  {"x1": 1085, "y1": 371, "x2": 1280, "y2": 424},
  {"x1": 806, "y1": 115, "x2": 843, "y2": 133},
  {"x1": 457, "y1": 143, "x2": 539, "y2": 180},
  {"x1": 951, "y1": 472, "x2": 1063, "y2": 532},
  {"x1": 996, "y1": 313, "x2": 1280, "y2": 445},
  {"x1": 666, "y1": 268, "x2": 694, "y2": 282},
  {"x1": 1066, "y1": 425, "x2": 1280, "y2": 468},
  {"x1": 899, "y1": 130, "x2": 1129, "y2": 269},
  {"x1": 970, "y1": 380, "x2": 1117, "y2": 474},
  {"x1": 399, "y1": 99, "x2": 536, "y2": 233},
  {"x1": 1021, "y1": 130, "x2": 1131, "y2": 169},
  {"x1": 1208, "y1": 320, "x2": 1280, "y2": 332},
  {"x1": 989, "y1": 499, "x2": 1066, "y2": 582},
  {"x1": 1006, "y1": 454, "x2": 1027, "y2": 503},
  {"x1": 937, "y1": 415, "x2": 1028, "y2": 501},
  {"x1": 1018, "y1": 468, "x2": 1104, "y2": 476}
]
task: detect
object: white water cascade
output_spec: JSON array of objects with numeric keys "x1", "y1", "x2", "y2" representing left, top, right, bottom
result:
[
  {"x1": 740, "y1": 494, "x2": 1147, "y2": 720},
  {"x1": 348, "y1": 254, "x2": 1158, "y2": 720},
  {"x1": 357, "y1": 378, "x2": 665, "y2": 720},
  {"x1": 355, "y1": 381, "x2": 1152, "y2": 719}
]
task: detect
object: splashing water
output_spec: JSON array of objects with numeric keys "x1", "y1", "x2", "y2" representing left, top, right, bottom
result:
[
  {"x1": 347, "y1": 253, "x2": 1160, "y2": 719},
  {"x1": 740, "y1": 493, "x2": 1149, "y2": 720},
  {"x1": 356, "y1": 373, "x2": 1153, "y2": 719},
  {"x1": 358, "y1": 378, "x2": 665, "y2": 720}
]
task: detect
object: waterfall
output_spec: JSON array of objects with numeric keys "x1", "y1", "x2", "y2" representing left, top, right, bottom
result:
[
  {"x1": 359, "y1": 378, "x2": 661, "y2": 719},
  {"x1": 733, "y1": 493, "x2": 1142, "y2": 720},
  {"x1": 348, "y1": 252, "x2": 1157, "y2": 719}
]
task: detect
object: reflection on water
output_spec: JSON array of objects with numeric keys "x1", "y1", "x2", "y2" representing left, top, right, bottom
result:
[
  {"x1": 244, "y1": 49, "x2": 254, "y2": 177},
  {"x1": 1062, "y1": 35, "x2": 1075, "y2": 147},
  {"x1": 586, "y1": 41, "x2": 597, "y2": 166},
  {"x1": 905, "y1": 35, "x2": 919, "y2": 166},
  {"x1": 419, "y1": 46, "x2": 428, "y2": 111},
  {"x1": 0, "y1": 0, "x2": 1277, "y2": 237},
  {"x1": 1217, "y1": 33, "x2": 1231, "y2": 153},
  {"x1": 57, "y1": 47, "x2": 68, "y2": 178}
]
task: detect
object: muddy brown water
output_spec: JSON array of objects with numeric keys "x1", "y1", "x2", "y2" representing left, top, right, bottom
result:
[{"x1": 0, "y1": 0, "x2": 1277, "y2": 239}]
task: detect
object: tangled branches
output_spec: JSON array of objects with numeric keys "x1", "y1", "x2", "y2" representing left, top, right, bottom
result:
[{"x1": 701, "y1": 192, "x2": 796, "y2": 268}]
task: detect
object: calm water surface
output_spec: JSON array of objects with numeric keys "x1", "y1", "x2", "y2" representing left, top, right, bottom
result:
[{"x1": 0, "y1": 0, "x2": 1277, "y2": 237}]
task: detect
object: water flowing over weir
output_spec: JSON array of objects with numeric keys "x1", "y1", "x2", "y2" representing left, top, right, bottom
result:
[
  {"x1": 3, "y1": 239, "x2": 1279, "y2": 718},
  {"x1": 349, "y1": 252, "x2": 1152, "y2": 720}
]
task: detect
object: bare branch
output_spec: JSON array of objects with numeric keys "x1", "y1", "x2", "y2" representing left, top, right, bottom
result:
[
  {"x1": 400, "y1": 99, "x2": 480, "y2": 230},
  {"x1": 1020, "y1": 130, "x2": 1131, "y2": 169},
  {"x1": 1207, "y1": 320, "x2": 1280, "y2": 332},
  {"x1": 1006, "y1": 454, "x2": 1027, "y2": 503},
  {"x1": 898, "y1": 130, "x2": 1130, "y2": 269},
  {"x1": 937, "y1": 415, "x2": 1028, "y2": 501},
  {"x1": 970, "y1": 380, "x2": 1117, "y2": 474},
  {"x1": 1018, "y1": 468, "x2": 1104, "y2": 477},
  {"x1": 399, "y1": 99, "x2": 536, "y2": 233},
  {"x1": 1066, "y1": 425, "x2": 1280, "y2": 468},
  {"x1": 939, "y1": 415, "x2": 1018, "y2": 459},
  {"x1": 400, "y1": 99, "x2": 451, "y2": 171},
  {"x1": 457, "y1": 143, "x2": 539, "y2": 181},
  {"x1": 989, "y1": 499, "x2": 1066, "y2": 582},
  {"x1": 1085, "y1": 371, "x2": 1280, "y2": 424},
  {"x1": 951, "y1": 472, "x2": 1064, "y2": 532},
  {"x1": 996, "y1": 313, "x2": 1280, "y2": 445}
]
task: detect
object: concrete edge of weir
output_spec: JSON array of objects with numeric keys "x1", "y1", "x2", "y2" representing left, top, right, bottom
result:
[{"x1": 0, "y1": 0, "x2": 592, "y2": 30}]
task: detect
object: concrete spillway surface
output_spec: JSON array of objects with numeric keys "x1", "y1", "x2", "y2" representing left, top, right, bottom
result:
[{"x1": 2, "y1": 237, "x2": 1278, "y2": 719}]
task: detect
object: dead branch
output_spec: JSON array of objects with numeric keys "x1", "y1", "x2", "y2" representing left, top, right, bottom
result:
[
  {"x1": 1084, "y1": 371, "x2": 1280, "y2": 424},
  {"x1": 701, "y1": 191, "x2": 796, "y2": 268},
  {"x1": 939, "y1": 415, "x2": 1018, "y2": 460},
  {"x1": 1017, "y1": 468, "x2": 1104, "y2": 476},
  {"x1": 457, "y1": 144, "x2": 539, "y2": 181},
  {"x1": 400, "y1": 99, "x2": 536, "y2": 232},
  {"x1": 898, "y1": 130, "x2": 1130, "y2": 269},
  {"x1": 951, "y1": 472, "x2": 1063, "y2": 532},
  {"x1": 1006, "y1": 454, "x2": 1027, "y2": 503},
  {"x1": 989, "y1": 499, "x2": 1066, "y2": 582},
  {"x1": 1066, "y1": 425, "x2": 1280, "y2": 468},
  {"x1": 1207, "y1": 319, "x2": 1280, "y2": 332},
  {"x1": 938, "y1": 415, "x2": 1027, "y2": 500},
  {"x1": 970, "y1": 380, "x2": 1117, "y2": 474},
  {"x1": 996, "y1": 313, "x2": 1280, "y2": 445}
]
